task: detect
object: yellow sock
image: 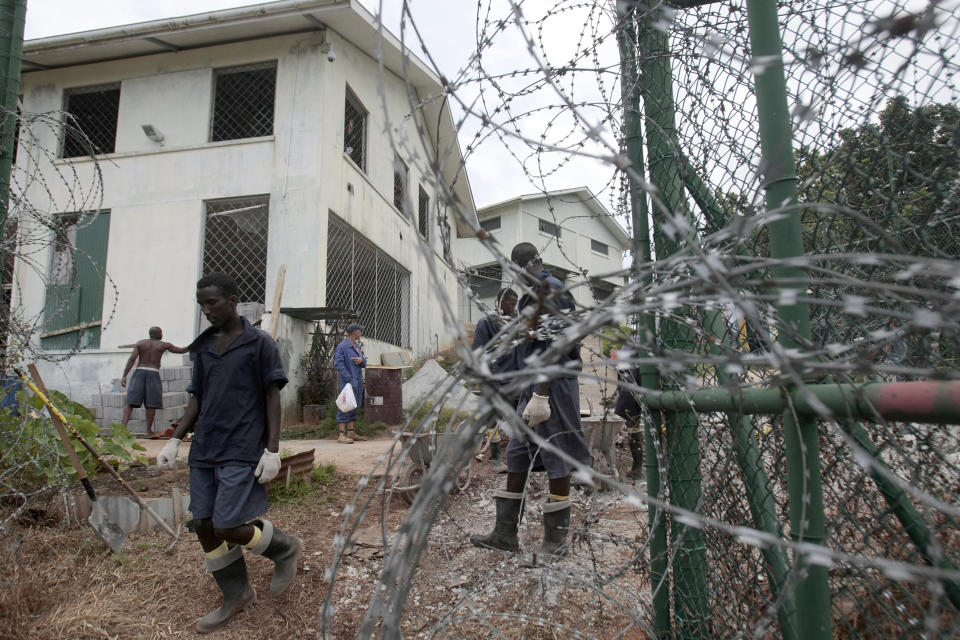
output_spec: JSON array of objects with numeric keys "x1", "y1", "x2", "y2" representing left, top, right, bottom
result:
[
  {"x1": 548, "y1": 493, "x2": 569, "y2": 502},
  {"x1": 204, "y1": 541, "x2": 229, "y2": 560},
  {"x1": 244, "y1": 525, "x2": 263, "y2": 549}
]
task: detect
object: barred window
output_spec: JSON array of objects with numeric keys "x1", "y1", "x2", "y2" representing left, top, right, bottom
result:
[
  {"x1": 61, "y1": 83, "x2": 120, "y2": 158},
  {"x1": 469, "y1": 264, "x2": 502, "y2": 299},
  {"x1": 326, "y1": 212, "x2": 410, "y2": 347},
  {"x1": 344, "y1": 89, "x2": 367, "y2": 170},
  {"x1": 591, "y1": 238, "x2": 609, "y2": 255},
  {"x1": 480, "y1": 216, "x2": 501, "y2": 232},
  {"x1": 393, "y1": 154, "x2": 408, "y2": 214},
  {"x1": 203, "y1": 196, "x2": 270, "y2": 318},
  {"x1": 210, "y1": 62, "x2": 276, "y2": 142},
  {"x1": 538, "y1": 218, "x2": 561, "y2": 237},
  {"x1": 418, "y1": 186, "x2": 429, "y2": 239},
  {"x1": 590, "y1": 278, "x2": 616, "y2": 304}
]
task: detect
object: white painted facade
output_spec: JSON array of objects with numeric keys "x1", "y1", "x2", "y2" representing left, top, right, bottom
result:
[
  {"x1": 454, "y1": 188, "x2": 630, "y2": 323},
  {"x1": 13, "y1": 0, "x2": 478, "y2": 424}
]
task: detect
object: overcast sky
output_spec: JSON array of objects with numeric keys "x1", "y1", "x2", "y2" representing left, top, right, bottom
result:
[{"x1": 23, "y1": 0, "x2": 620, "y2": 212}]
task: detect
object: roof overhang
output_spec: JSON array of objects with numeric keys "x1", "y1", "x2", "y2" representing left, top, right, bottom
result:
[{"x1": 22, "y1": 0, "x2": 478, "y2": 233}]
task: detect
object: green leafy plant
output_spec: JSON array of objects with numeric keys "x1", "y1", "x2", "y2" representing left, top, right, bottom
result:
[{"x1": 0, "y1": 388, "x2": 146, "y2": 490}]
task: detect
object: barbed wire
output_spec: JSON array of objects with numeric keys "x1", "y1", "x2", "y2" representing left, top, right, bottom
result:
[{"x1": 323, "y1": 0, "x2": 960, "y2": 638}]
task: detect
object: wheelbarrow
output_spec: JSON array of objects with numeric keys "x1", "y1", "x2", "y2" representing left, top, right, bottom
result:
[{"x1": 393, "y1": 430, "x2": 478, "y2": 505}]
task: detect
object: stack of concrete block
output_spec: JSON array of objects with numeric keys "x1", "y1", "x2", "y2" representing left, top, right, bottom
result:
[{"x1": 90, "y1": 358, "x2": 193, "y2": 434}]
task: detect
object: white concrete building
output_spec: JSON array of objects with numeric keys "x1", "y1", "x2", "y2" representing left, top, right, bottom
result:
[
  {"x1": 455, "y1": 187, "x2": 630, "y2": 323},
  {"x1": 13, "y1": 0, "x2": 478, "y2": 424}
]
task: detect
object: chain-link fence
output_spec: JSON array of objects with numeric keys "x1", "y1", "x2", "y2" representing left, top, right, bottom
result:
[{"x1": 319, "y1": 1, "x2": 960, "y2": 639}]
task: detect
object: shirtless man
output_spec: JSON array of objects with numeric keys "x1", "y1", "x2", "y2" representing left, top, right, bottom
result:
[{"x1": 121, "y1": 326, "x2": 188, "y2": 434}]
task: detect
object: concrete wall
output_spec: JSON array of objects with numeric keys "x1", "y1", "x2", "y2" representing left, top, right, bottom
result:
[{"x1": 16, "y1": 29, "x2": 466, "y2": 424}]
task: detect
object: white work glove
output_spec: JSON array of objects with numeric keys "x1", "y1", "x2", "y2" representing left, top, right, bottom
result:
[
  {"x1": 255, "y1": 449, "x2": 282, "y2": 484},
  {"x1": 522, "y1": 393, "x2": 551, "y2": 427},
  {"x1": 157, "y1": 438, "x2": 181, "y2": 470}
]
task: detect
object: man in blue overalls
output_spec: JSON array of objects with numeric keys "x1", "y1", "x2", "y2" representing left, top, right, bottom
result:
[
  {"x1": 470, "y1": 243, "x2": 591, "y2": 561},
  {"x1": 334, "y1": 322, "x2": 367, "y2": 444}
]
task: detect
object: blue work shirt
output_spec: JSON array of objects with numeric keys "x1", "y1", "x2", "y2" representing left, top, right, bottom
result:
[
  {"x1": 514, "y1": 269, "x2": 581, "y2": 378},
  {"x1": 472, "y1": 314, "x2": 516, "y2": 375},
  {"x1": 186, "y1": 317, "x2": 288, "y2": 467}
]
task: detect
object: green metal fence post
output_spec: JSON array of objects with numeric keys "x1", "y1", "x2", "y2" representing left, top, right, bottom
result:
[
  {"x1": 745, "y1": 2, "x2": 832, "y2": 636},
  {"x1": 638, "y1": 1, "x2": 709, "y2": 636},
  {"x1": 616, "y1": 7, "x2": 671, "y2": 637},
  {"x1": 0, "y1": 0, "x2": 24, "y2": 229},
  {"x1": 0, "y1": 0, "x2": 25, "y2": 339},
  {"x1": 700, "y1": 311, "x2": 799, "y2": 640}
]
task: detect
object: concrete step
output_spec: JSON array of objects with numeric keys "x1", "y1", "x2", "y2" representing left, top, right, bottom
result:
[
  {"x1": 96, "y1": 404, "x2": 186, "y2": 430},
  {"x1": 92, "y1": 390, "x2": 189, "y2": 408}
]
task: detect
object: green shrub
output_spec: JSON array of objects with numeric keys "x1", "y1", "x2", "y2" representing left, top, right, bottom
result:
[{"x1": 0, "y1": 389, "x2": 146, "y2": 490}]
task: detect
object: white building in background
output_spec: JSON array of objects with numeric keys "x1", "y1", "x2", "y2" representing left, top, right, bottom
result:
[
  {"x1": 13, "y1": 0, "x2": 478, "y2": 424},
  {"x1": 455, "y1": 187, "x2": 631, "y2": 324}
]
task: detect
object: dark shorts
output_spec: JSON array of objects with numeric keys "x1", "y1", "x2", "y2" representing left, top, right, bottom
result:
[
  {"x1": 188, "y1": 464, "x2": 268, "y2": 529},
  {"x1": 507, "y1": 377, "x2": 592, "y2": 479},
  {"x1": 126, "y1": 369, "x2": 162, "y2": 409}
]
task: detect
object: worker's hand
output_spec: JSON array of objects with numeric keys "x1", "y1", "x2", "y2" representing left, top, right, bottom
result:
[
  {"x1": 351, "y1": 357, "x2": 363, "y2": 365},
  {"x1": 157, "y1": 438, "x2": 181, "y2": 470},
  {"x1": 120, "y1": 376, "x2": 127, "y2": 388},
  {"x1": 522, "y1": 393, "x2": 551, "y2": 427},
  {"x1": 255, "y1": 449, "x2": 282, "y2": 484}
]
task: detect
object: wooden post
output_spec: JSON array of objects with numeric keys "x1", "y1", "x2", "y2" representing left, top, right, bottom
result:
[
  {"x1": 270, "y1": 264, "x2": 286, "y2": 341},
  {"x1": 172, "y1": 487, "x2": 182, "y2": 528}
]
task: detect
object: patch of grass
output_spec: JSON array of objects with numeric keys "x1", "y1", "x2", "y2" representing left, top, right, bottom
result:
[
  {"x1": 285, "y1": 399, "x2": 388, "y2": 440},
  {"x1": 268, "y1": 462, "x2": 337, "y2": 506}
]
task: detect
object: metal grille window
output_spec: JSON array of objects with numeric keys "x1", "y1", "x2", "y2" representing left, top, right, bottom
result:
[
  {"x1": 202, "y1": 196, "x2": 270, "y2": 312},
  {"x1": 590, "y1": 278, "x2": 615, "y2": 303},
  {"x1": 418, "y1": 186, "x2": 429, "y2": 239},
  {"x1": 538, "y1": 218, "x2": 561, "y2": 237},
  {"x1": 61, "y1": 84, "x2": 120, "y2": 158},
  {"x1": 469, "y1": 264, "x2": 502, "y2": 299},
  {"x1": 393, "y1": 154, "x2": 408, "y2": 214},
  {"x1": 344, "y1": 89, "x2": 367, "y2": 170},
  {"x1": 210, "y1": 62, "x2": 276, "y2": 142},
  {"x1": 591, "y1": 238, "x2": 609, "y2": 255},
  {"x1": 326, "y1": 213, "x2": 410, "y2": 346},
  {"x1": 480, "y1": 216, "x2": 501, "y2": 232}
]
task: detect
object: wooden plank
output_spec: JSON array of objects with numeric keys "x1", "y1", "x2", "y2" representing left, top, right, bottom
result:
[
  {"x1": 39, "y1": 320, "x2": 102, "y2": 339},
  {"x1": 270, "y1": 264, "x2": 286, "y2": 341}
]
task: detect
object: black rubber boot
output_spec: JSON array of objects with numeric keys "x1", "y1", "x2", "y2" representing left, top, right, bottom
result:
[
  {"x1": 196, "y1": 545, "x2": 256, "y2": 633},
  {"x1": 250, "y1": 520, "x2": 304, "y2": 595},
  {"x1": 469, "y1": 490, "x2": 523, "y2": 552},
  {"x1": 538, "y1": 499, "x2": 571, "y2": 560},
  {"x1": 489, "y1": 440, "x2": 507, "y2": 473},
  {"x1": 627, "y1": 432, "x2": 644, "y2": 479}
]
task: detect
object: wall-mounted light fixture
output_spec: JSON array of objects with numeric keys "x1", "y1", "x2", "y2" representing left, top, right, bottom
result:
[{"x1": 141, "y1": 124, "x2": 164, "y2": 144}]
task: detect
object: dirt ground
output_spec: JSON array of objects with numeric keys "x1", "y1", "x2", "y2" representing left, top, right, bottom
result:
[{"x1": 1, "y1": 443, "x2": 651, "y2": 640}]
